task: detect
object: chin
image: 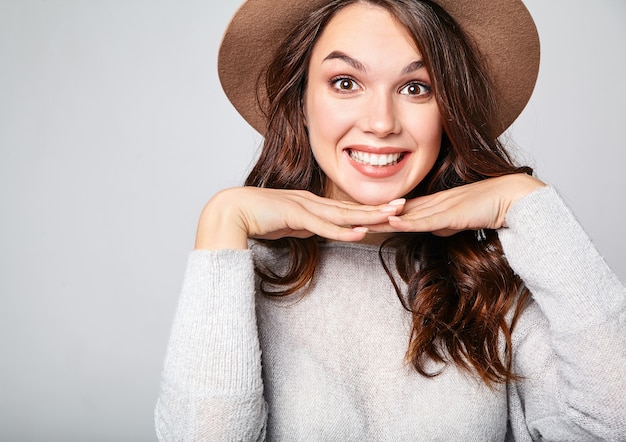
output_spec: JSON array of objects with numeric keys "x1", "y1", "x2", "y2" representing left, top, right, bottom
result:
[
  {"x1": 346, "y1": 188, "x2": 407, "y2": 206},
  {"x1": 328, "y1": 178, "x2": 415, "y2": 205}
]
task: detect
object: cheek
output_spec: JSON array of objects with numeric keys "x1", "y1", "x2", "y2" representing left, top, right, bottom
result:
[
  {"x1": 305, "y1": 93, "x2": 354, "y2": 143},
  {"x1": 416, "y1": 111, "x2": 443, "y2": 146}
]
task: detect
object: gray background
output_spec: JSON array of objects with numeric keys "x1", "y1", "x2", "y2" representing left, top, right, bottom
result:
[{"x1": 1, "y1": 0, "x2": 624, "y2": 440}]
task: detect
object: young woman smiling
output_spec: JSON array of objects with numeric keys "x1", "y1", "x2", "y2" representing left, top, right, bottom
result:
[{"x1": 156, "y1": 0, "x2": 626, "y2": 440}]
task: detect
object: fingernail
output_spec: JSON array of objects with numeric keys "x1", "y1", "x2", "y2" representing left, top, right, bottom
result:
[
  {"x1": 388, "y1": 198, "x2": 406, "y2": 206},
  {"x1": 352, "y1": 226, "x2": 368, "y2": 233},
  {"x1": 388, "y1": 216, "x2": 401, "y2": 222},
  {"x1": 380, "y1": 205, "x2": 398, "y2": 213}
]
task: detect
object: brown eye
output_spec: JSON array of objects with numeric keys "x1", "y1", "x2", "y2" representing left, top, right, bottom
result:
[
  {"x1": 340, "y1": 80, "x2": 353, "y2": 89},
  {"x1": 332, "y1": 77, "x2": 358, "y2": 92},
  {"x1": 400, "y1": 81, "x2": 431, "y2": 96}
]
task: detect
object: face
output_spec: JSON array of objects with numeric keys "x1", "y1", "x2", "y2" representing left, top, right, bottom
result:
[{"x1": 303, "y1": 3, "x2": 442, "y2": 205}]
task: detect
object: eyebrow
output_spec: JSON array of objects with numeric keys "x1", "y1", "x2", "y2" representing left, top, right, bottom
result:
[
  {"x1": 323, "y1": 51, "x2": 367, "y2": 72},
  {"x1": 401, "y1": 60, "x2": 425, "y2": 75},
  {"x1": 322, "y1": 51, "x2": 424, "y2": 75}
]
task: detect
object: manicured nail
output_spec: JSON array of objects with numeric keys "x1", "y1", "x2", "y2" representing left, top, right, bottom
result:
[
  {"x1": 380, "y1": 205, "x2": 399, "y2": 213},
  {"x1": 352, "y1": 226, "x2": 369, "y2": 233},
  {"x1": 388, "y1": 198, "x2": 406, "y2": 206},
  {"x1": 388, "y1": 216, "x2": 402, "y2": 222}
]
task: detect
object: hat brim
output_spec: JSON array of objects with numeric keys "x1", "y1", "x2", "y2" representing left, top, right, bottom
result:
[{"x1": 218, "y1": 0, "x2": 540, "y2": 136}]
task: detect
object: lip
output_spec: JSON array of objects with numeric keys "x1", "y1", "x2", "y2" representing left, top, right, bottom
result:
[
  {"x1": 343, "y1": 145, "x2": 410, "y2": 178},
  {"x1": 345, "y1": 145, "x2": 407, "y2": 155}
]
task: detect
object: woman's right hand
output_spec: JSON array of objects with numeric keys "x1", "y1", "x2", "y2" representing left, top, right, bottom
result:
[{"x1": 194, "y1": 187, "x2": 405, "y2": 250}]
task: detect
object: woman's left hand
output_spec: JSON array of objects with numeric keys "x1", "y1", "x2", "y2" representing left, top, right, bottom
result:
[{"x1": 374, "y1": 174, "x2": 545, "y2": 236}]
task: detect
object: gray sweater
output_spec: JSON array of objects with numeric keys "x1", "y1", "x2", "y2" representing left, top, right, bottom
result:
[{"x1": 155, "y1": 186, "x2": 626, "y2": 441}]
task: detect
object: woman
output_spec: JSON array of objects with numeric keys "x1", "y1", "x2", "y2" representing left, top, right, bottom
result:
[{"x1": 156, "y1": 0, "x2": 626, "y2": 440}]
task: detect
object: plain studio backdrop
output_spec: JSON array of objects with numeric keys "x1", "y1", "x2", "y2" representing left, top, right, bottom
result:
[{"x1": 0, "y1": 0, "x2": 624, "y2": 440}]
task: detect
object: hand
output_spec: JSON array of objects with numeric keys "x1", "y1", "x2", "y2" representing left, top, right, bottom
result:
[
  {"x1": 194, "y1": 187, "x2": 406, "y2": 249},
  {"x1": 377, "y1": 174, "x2": 545, "y2": 236}
]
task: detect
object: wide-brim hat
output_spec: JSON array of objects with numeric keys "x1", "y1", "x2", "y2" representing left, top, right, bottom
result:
[{"x1": 218, "y1": 0, "x2": 540, "y2": 136}]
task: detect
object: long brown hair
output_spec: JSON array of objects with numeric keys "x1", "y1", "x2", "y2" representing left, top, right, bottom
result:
[{"x1": 245, "y1": 0, "x2": 531, "y2": 385}]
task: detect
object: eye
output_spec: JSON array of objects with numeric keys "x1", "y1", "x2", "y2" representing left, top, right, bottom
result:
[
  {"x1": 399, "y1": 81, "x2": 431, "y2": 97},
  {"x1": 331, "y1": 77, "x2": 359, "y2": 92}
]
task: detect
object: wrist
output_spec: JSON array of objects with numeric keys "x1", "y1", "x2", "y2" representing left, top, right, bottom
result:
[
  {"x1": 194, "y1": 189, "x2": 249, "y2": 250},
  {"x1": 499, "y1": 174, "x2": 546, "y2": 228},
  {"x1": 508, "y1": 173, "x2": 546, "y2": 203}
]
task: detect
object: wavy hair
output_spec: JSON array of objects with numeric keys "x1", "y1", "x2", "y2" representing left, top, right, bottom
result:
[{"x1": 245, "y1": 0, "x2": 531, "y2": 385}]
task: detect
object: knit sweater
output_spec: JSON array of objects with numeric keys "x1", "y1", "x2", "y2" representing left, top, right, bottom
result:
[{"x1": 155, "y1": 186, "x2": 626, "y2": 441}]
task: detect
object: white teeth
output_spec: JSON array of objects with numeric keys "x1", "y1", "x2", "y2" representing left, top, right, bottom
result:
[{"x1": 349, "y1": 150, "x2": 403, "y2": 167}]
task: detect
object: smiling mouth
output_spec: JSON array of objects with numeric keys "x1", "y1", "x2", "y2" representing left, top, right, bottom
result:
[{"x1": 348, "y1": 149, "x2": 405, "y2": 167}]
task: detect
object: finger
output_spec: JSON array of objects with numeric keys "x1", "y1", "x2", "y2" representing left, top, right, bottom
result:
[
  {"x1": 254, "y1": 228, "x2": 315, "y2": 241},
  {"x1": 296, "y1": 214, "x2": 370, "y2": 242},
  {"x1": 362, "y1": 220, "x2": 459, "y2": 237},
  {"x1": 360, "y1": 221, "x2": 397, "y2": 233},
  {"x1": 388, "y1": 210, "x2": 465, "y2": 233},
  {"x1": 403, "y1": 192, "x2": 462, "y2": 214},
  {"x1": 253, "y1": 217, "x2": 370, "y2": 242},
  {"x1": 292, "y1": 191, "x2": 406, "y2": 214},
  {"x1": 298, "y1": 200, "x2": 406, "y2": 227}
]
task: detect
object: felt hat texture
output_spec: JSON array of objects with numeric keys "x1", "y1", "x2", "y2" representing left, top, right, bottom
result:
[{"x1": 218, "y1": 0, "x2": 540, "y2": 136}]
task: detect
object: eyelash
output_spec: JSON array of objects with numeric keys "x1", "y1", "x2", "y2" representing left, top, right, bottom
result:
[
  {"x1": 399, "y1": 81, "x2": 432, "y2": 97},
  {"x1": 329, "y1": 77, "x2": 432, "y2": 97},
  {"x1": 330, "y1": 76, "x2": 359, "y2": 93}
]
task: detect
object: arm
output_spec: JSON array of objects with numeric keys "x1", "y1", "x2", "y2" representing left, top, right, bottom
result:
[
  {"x1": 154, "y1": 249, "x2": 267, "y2": 441},
  {"x1": 194, "y1": 187, "x2": 405, "y2": 250},
  {"x1": 156, "y1": 187, "x2": 405, "y2": 440},
  {"x1": 382, "y1": 175, "x2": 625, "y2": 438},
  {"x1": 499, "y1": 186, "x2": 626, "y2": 440}
]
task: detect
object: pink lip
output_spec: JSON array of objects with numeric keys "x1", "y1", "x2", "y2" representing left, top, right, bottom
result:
[{"x1": 343, "y1": 145, "x2": 410, "y2": 179}]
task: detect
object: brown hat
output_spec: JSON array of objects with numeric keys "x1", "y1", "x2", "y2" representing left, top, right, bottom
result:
[{"x1": 218, "y1": 0, "x2": 540, "y2": 136}]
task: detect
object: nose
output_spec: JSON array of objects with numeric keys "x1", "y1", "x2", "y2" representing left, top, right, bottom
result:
[{"x1": 360, "y1": 90, "x2": 401, "y2": 137}]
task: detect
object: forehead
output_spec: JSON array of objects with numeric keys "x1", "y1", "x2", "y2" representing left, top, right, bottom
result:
[{"x1": 311, "y1": 3, "x2": 421, "y2": 61}]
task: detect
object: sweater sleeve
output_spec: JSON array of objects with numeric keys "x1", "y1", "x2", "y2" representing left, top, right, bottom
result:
[
  {"x1": 498, "y1": 186, "x2": 626, "y2": 441},
  {"x1": 154, "y1": 249, "x2": 267, "y2": 441}
]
